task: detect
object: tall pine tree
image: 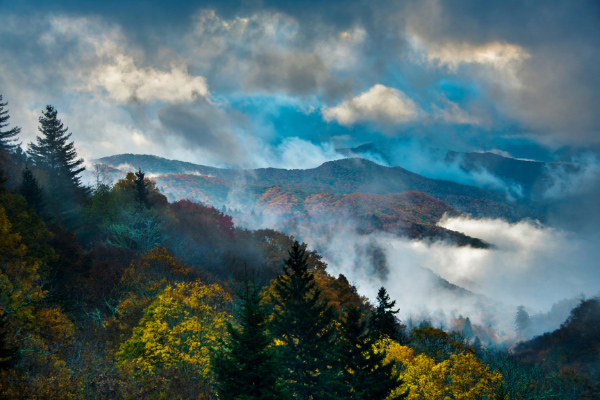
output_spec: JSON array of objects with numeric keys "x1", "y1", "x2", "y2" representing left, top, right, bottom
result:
[
  {"x1": 212, "y1": 279, "x2": 289, "y2": 400},
  {"x1": 369, "y1": 287, "x2": 402, "y2": 342},
  {"x1": 270, "y1": 241, "x2": 337, "y2": 400},
  {"x1": 336, "y1": 306, "x2": 407, "y2": 400},
  {"x1": 0, "y1": 95, "x2": 21, "y2": 153},
  {"x1": 28, "y1": 105, "x2": 85, "y2": 188},
  {"x1": 27, "y1": 105, "x2": 87, "y2": 226}
]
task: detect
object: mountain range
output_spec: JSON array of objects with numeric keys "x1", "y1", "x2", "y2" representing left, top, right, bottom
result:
[
  {"x1": 96, "y1": 153, "x2": 548, "y2": 248},
  {"x1": 338, "y1": 142, "x2": 577, "y2": 199}
]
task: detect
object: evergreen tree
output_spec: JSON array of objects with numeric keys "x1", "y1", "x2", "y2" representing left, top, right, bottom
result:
[
  {"x1": 270, "y1": 241, "x2": 337, "y2": 400},
  {"x1": 473, "y1": 336, "x2": 483, "y2": 356},
  {"x1": 27, "y1": 105, "x2": 88, "y2": 226},
  {"x1": 0, "y1": 95, "x2": 21, "y2": 153},
  {"x1": 336, "y1": 306, "x2": 407, "y2": 400},
  {"x1": 463, "y1": 317, "x2": 474, "y2": 340},
  {"x1": 27, "y1": 105, "x2": 85, "y2": 187},
  {"x1": 19, "y1": 167, "x2": 45, "y2": 215},
  {"x1": 515, "y1": 306, "x2": 531, "y2": 337},
  {"x1": 134, "y1": 168, "x2": 150, "y2": 209},
  {"x1": 212, "y1": 280, "x2": 289, "y2": 400},
  {"x1": 369, "y1": 287, "x2": 402, "y2": 341}
]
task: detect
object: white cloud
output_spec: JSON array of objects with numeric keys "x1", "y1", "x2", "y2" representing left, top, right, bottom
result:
[
  {"x1": 312, "y1": 215, "x2": 600, "y2": 335},
  {"x1": 88, "y1": 54, "x2": 209, "y2": 103},
  {"x1": 409, "y1": 33, "x2": 530, "y2": 88},
  {"x1": 322, "y1": 84, "x2": 420, "y2": 127},
  {"x1": 426, "y1": 41, "x2": 529, "y2": 71}
]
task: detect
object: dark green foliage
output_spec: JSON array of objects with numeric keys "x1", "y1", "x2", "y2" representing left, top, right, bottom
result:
[
  {"x1": 270, "y1": 241, "x2": 337, "y2": 400},
  {"x1": 409, "y1": 327, "x2": 472, "y2": 363},
  {"x1": 336, "y1": 306, "x2": 407, "y2": 400},
  {"x1": 0, "y1": 316, "x2": 19, "y2": 370},
  {"x1": 0, "y1": 95, "x2": 21, "y2": 153},
  {"x1": 212, "y1": 280, "x2": 289, "y2": 400},
  {"x1": 483, "y1": 349, "x2": 585, "y2": 400},
  {"x1": 47, "y1": 226, "x2": 93, "y2": 310},
  {"x1": 134, "y1": 168, "x2": 150, "y2": 209},
  {"x1": 514, "y1": 298, "x2": 600, "y2": 397},
  {"x1": 19, "y1": 167, "x2": 45, "y2": 215},
  {"x1": 0, "y1": 168, "x2": 7, "y2": 195},
  {"x1": 369, "y1": 286, "x2": 402, "y2": 342}
]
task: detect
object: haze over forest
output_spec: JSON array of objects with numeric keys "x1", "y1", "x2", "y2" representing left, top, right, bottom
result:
[{"x1": 1, "y1": 0, "x2": 600, "y2": 398}]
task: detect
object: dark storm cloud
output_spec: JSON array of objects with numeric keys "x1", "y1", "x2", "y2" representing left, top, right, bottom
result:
[
  {"x1": 2, "y1": 0, "x2": 600, "y2": 161},
  {"x1": 403, "y1": 0, "x2": 600, "y2": 142}
]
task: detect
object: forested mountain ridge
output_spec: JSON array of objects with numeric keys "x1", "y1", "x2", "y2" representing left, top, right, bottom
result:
[
  {"x1": 99, "y1": 153, "x2": 544, "y2": 221},
  {"x1": 339, "y1": 142, "x2": 580, "y2": 199}
]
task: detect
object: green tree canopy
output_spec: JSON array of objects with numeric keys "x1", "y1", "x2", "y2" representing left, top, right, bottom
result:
[
  {"x1": 336, "y1": 305, "x2": 407, "y2": 400},
  {"x1": 19, "y1": 167, "x2": 45, "y2": 216},
  {"x1": 269, "y1": 241, "x2": 337, "y2": 400},
  {"x1": 212, "y1": 279, "x2": 288, "y2": 400},
  {"x1": 369, "y1": 286, "x2": 402, "y2": 342}
]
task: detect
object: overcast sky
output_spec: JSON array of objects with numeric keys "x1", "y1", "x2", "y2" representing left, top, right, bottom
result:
[{"x1": 1, "y1": 0, "x2": 599, "y2": 168}]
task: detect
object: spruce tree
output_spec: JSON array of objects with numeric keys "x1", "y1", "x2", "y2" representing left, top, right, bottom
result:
[
  {"x1": 134, "y1": 168, "x2": 150, "y2": 209},
  {"x1": 0, "y1": 95, "x2": 21, "y2": 153},
  {"x1": 270, "y1": 241, "x2": 337, "y2": 400},
  {"x1": 212, "y1": 280, "x2": 289, "y2": 400},
  {"x1": 369, "y1": 287, "x2": 402, "y2": 342},
  {"x1": 336, "y1": 306, "x2": 407, "y2": 400},
  {"x1": 27, "y1": 105, "x2": 88, "y2": 226},
  {"x1": 463, "y1": 317, "x2": 474, "y2": 340},
  {"x1": 19, "y1": 167, "x2": 45, "y2": 215},
  {"x1": 27, "y1": 105, "x2": 85, "y2": 188}
]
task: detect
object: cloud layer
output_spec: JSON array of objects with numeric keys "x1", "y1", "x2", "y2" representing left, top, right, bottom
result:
[{"x1": 1, "y1": 0, "x2": 599, "y2": 169}]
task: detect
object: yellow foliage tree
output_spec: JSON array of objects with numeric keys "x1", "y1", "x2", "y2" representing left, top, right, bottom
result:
[
  {"x1": 375, "y1": 339, "x2": 502, "y2": 400},
  {"x1": 0, "y1": 205, "x2": 48, "y2": 346},
  {"x1": 114, "y1": 247, "x2": 193, "y2": 328},
  {"x1": 117, "y1": 281, "x2": 231, "y2": 379},
  {"x1": 0, "y1": 206, "x2": 76, "y2": 399}
]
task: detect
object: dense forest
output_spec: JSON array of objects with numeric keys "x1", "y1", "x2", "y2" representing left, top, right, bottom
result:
[{"x1": 0, "y1": 96, "x2": 598, "y2": 399}]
